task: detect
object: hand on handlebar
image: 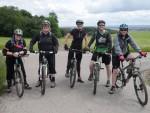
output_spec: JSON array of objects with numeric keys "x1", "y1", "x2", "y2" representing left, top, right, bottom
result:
[
  {"x1": 119, "y1": 54, "x2": 125, "y2": 62},
  {"x1": 13, "y1": 52, "x2": 19, "y2": 58},
  {"x1": 64, "y1": 44, "x2": 69, "y2": 50},
  {"x1": 83, "y1": 47, "x2": 90, "y2": 51},
  {"x1": 139, "y1": 51, "x2": 147, "y2": 57},
  {"x1": 19, "y1": 51, "x2": 24, "y2": 55}
]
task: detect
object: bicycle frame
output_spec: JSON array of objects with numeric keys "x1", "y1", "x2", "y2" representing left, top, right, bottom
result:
[
  {"x1": 14, "y1": 58, "x2": 21, "y2": 71},
  {"x1": 93, "y1": 55, "x2": 103, "y2": 81},
  {"x1": 39, "y1": 55, "x2": 48, "y2": 79},
  {"x1": 118, "y1": 55, "x2": 142, "y2": 85},
  {"x1": 38, "y1": 51, "x2": 53, "y2": 79}
]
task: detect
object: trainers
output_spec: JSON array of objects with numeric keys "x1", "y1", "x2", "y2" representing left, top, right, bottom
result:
[
  {"x1": 109, "y1": 86, "x2": 116, "y2": 94},
  {"x1": 77, "y1": 78, "x2": 84, "y2": 83},
  {"x1": 88, "y1": 74, "x2": 93, "y2": 81},
  {"x1": 105, "y1": 80, "x2": 110, "y2": 87},
  {"x1": 24, "y1": 83, "x2": 32, "y2": 89},
  {"x1": 51, "y1": 82, "x2": 56, "y2": 88},
  {"x1": 49, "y1": 74, "x2": 52, "y2": 81},
  {"x1": 65, "y1": 72, "x2": 70, "y2": 78},
  {"x1": 6, "y1": 87, "x2": 11, "y2": 93},
  {"x1": 35, "y1": 81, "x2": 41, "y2": 87}
]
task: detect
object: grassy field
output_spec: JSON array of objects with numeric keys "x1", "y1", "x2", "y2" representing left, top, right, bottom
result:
[
  {"x1": 0, "y1": 53, "x2": 6, "y2": 94},
  {"x1": 0, "y1": 31, "x2": 150, "y2": 51}
]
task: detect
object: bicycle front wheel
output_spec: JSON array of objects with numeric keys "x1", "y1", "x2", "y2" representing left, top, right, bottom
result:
[
  {"x1": 133, "y1": 72, "x2": 148, "y2": 106},
  {"x1": 93, "y1": 65, "x2": 99, "y2": 95},
  {"x1": 41, "y1": 66, "x2": 46, "y2": 95},
  {"x1": 70, "y1": 62, "x2": 76, "y2": 88},
  {"x1": 15, "y1": 70, "x2": 24, "y2": 98}
]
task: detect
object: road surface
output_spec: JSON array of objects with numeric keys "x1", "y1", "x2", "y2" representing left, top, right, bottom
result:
[{"x1": 0, "y1": 51, "x2": 150, "y2": 113}]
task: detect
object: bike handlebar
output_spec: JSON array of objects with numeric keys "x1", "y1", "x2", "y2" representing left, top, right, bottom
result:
[
  {"x1": 34, "y1": 50, "x2": 54, "y2": 54},
  {"x1": 67, "y1": 48, "x2": 86, "y2": 53},
  {"x1": 121, "y1": 54, "x2": 145, "y2": 62}
]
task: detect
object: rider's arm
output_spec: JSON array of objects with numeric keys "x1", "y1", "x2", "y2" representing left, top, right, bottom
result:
[
  {"x1": 88, "y1": 32, "x2": 96, "y2": 47},
  {"x1": 107, "y1": 33, "x2": 112, "y2": 53},
  {"x1": 2, "y1": 40, "x2": 13, "y2": 56},
  {"x1": 52, "y1": 35, "x2": 59, "y2": 53},
  {"x1": 128, "y1": 36, "x2": 141, "y2": 52},
  {"x1": 29, "y1": 35, "x2": 39, "y2": 51},
  {"x1": 64, "y1": 33, "x2": 72, "y2": 45},
  {"x1": 83, "y1": 34, "x2": 88, "y2": 48},
  {"x1": 114, "y1": 36, "x2": 123, "y2": 55},
  {"x1": 22, "y1": 39, "x2": 27, "y2": 55}
]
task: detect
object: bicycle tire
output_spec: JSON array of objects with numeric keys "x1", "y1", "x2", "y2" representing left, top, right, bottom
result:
[
  {"x1": 41, "y1": 66, "x2": 46, "y2": 95},
  {"x1": 70, "y1": 62, "x2": 76, "y2": 88},
  {"x1": 133, "y1": 72, "x2": 148, "y2": 106},
  {"x1": 93, "y1": 64, "x2": 99, "y2": 95},
  {"x1": 15, "y1": 70, "x2": 24, "y2": 98}
]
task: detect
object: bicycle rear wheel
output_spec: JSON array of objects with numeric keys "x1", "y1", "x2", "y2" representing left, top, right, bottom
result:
[
  {"x1": 41, "y1": 66, "x2": 46, "y2": 95},
  {"x1": 15, "y1": 70, "x2": 24, "y2": 98},
  {"x1": 93, "y1": 65, "x2": 99, "y2": 95},
  {"x1": 133, "y1": 72, "x2": 148, "y2": 106},
  {"x1": 70, "y1": 62, "x2": 76, "y2": 88}
]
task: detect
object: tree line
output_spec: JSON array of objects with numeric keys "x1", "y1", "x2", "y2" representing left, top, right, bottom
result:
[
  {"x1": 0, "y1": 6, "x2": 62, "y2": 38},
  {"x1": 0, "y1": 6, "x2": 117, "y2": 38}
]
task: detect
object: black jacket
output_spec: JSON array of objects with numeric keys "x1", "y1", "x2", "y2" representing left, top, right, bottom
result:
[{"x1": 29, "y1": 32, "x2": 59, "y2": 53}]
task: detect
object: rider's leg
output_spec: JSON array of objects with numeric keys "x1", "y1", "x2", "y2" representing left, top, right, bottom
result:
[
  {"x1": 89, "y1": 61, "x2": 94, "y2": 81},
  {"x1": 109, "y1": 55, "x2": 120, "y2": 94},
  {"x1": 35, "y1": 54, "x2": 43, "y2": 87},
  {"x1": 126, "y1": 54, "x2": 135, "y2": 81},
  {"x1": 76, "y1": 52, "x2": 84, "y2": 83},
  {"x1": 19, "y1": 58, "x2": 32, "y2": 89},
  {"x1": 112, "y1": 69, "x2": 119, "y2": 87},
  {"x1": 103, "y1": 54, "x2": 111, "y2": 87},
  {"x1": 88, "y1": 53, "x2": 97, "y2": 81},
  {"x1": 6, "y1": 58, "x2": 14, "y2": 92},
  {"x1": 47, "y1": 54, "x2": 56, "y2": 88}
]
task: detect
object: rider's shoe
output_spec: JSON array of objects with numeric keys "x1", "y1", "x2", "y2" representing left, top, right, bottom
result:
[
  {"x1": 50, "y1": 77, "x2": 56, "y2": 88},
  {"x1": 105, "y1": 80, "x2": 110, "y2": 87},
  {"x1": 77, "y1": 78, "x2": 84, "y2": 83},
  {"x1": 35, "y1": 81, "x2": 41, "y2": 87},
  {"x1": 24, "y1": 83, "x2": 32, "y2": 89},
  {"x1": 88, "y1": 74, "x2": 93, "y2": 81},
  {"x1": 109, "y1": 86, "x2": 116, "y2": 94}
]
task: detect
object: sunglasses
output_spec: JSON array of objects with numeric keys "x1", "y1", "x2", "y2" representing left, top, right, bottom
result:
[
  {"x1": 77, "y1": 23, "x2": 83, "y2": 26},
  {"x1": 16, "y1": 34, "x2": 22, "y2": 37},
  {"x1": 98, "y1": 24, "x2": 105, "y2": 27},
  {"x1": 120, "y1": 28, "x2": 128, "y2": 31}
]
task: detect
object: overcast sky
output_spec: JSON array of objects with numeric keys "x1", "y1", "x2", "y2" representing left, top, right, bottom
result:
[{"x1": 0, "y1": 0, "x2": 150, "y2": 26}]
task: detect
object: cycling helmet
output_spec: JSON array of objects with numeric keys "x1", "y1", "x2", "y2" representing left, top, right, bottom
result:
[
  {"x1": 119, "y1": 24, "x2": 128, "y2": 30},
  {"x1": 97, "y1": 20, "x2": 106, "y2": 25},
  {"x1": 76, "y1": 20, "x2": 84, "y2": 25},
  {"x1": 14, "y1": 28, "x2": 23, "y2": 36},
  {"x1": 42, "y1": 20, "x2": 51, "y2": 26}
]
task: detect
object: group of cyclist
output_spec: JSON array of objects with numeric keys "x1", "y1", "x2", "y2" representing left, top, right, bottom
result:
[{"x1": 2, "y1": 19, "x2": 147, "y2": 94}]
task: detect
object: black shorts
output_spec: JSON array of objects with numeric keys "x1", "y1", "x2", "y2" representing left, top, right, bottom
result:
[
  {"x1": 91, "y1": 52, "x2": 111, "y2": 65},
  {"x1": 112, "y1": 53, "x2": 129, "y2": 69}
]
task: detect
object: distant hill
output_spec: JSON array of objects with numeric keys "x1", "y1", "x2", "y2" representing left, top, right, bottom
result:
[
  {"x1": 61, "y1": 26, "x2": 117, "y2": 36},
  {"x1": 108, "y1": 25, "x2": 150, "y2": 31}
]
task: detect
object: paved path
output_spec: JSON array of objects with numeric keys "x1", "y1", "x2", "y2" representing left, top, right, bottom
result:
[{"x1": 0, "y1": 51, "x2": 150, "y2": 113}]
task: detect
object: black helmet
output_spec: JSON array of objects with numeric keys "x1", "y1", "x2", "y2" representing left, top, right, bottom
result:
[
  {"x1": 119, "y1": 24, "x2": 128, "y2": 30},
  {"x1": 97, "y1": 20, "x2": 106, "y2": 26},
  {"x1": 76, "y1": 20, "x2": 84, "y2": 25},
  {"x1": 14, "y1": 28, "x2": 23, "y2": 36},
  {"x1": 42, "y1": 20, "x2": 51, "y2": 26}
]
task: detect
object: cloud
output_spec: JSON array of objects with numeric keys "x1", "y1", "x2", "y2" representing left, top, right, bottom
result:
[
  {"x1": 86, "y1": 0, "x2": 150, "y2": 13},
  {"x1": 0, "y1": 0, "x2": 150, "y2": 26}
]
